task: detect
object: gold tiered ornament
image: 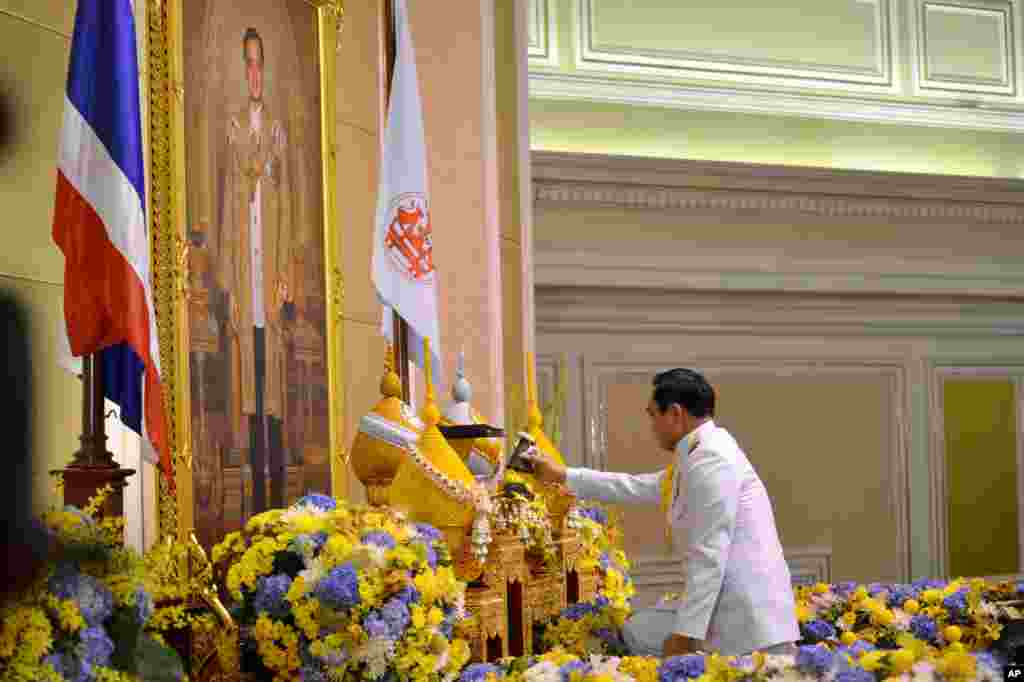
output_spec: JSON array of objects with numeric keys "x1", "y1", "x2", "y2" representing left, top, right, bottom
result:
[
  {"x1": 442, "y1": 351, "x2": 505, "y2": 477},
  {"x1": 349, "y1": 344, "x2": 424, "y2": 506},
  {"x1": 387, "y1": 338, "x2": 494, "y2": 579}
]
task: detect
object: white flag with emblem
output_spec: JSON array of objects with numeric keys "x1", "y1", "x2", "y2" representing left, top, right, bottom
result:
[{"x1": 374, "y1": 0, "x2": 442, "y2": 387}]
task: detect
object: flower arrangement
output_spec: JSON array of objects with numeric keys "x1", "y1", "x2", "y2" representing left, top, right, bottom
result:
[
  {"x1": 793, "y1": 579, "x2": 1013, "y2": 654},
  {"x1": 533, "y1": 503, "x2": 636, "y2": 657},
  {"x1": 210, "y1": 493, "x2": 472, "y2": 681},
  {"x1": 0, "y1": 485, "x2": 183, "y2": 682},
  {"x1": 453, "y1": 645, "x2": 1007, "y2": 682}
]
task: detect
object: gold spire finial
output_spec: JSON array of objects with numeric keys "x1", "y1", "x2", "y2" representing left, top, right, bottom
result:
[
  {"x1": 421, "y1": 337, "x2": 441, "y2": 427},
  {"x1": 526, "y1": 352, "x2": 543, "y2": 430},
  {"x1": 381, "y1": 343, "x2": 402, "y2": 398}
]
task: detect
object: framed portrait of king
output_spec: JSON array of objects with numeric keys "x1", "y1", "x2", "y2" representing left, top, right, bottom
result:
[{"x1": 147, "y1": 0, "x2": 346, "y2": 548}]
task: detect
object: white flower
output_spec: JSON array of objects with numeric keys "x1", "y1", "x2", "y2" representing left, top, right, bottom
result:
[
  {"x1": 522, "y1": 661, "x2": 562, "y2": 682},
  {"x1": 354, "y1": 637, "x2": 396, "y2": 680},
  {"x1": 298, "y1": 556, "x2": 325, "y2": 591}
]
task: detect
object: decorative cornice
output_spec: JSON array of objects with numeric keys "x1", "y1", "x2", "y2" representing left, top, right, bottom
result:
[
  {"x1": 528, "y1": 71, "x2": 1024, "y2": 133},
  {"x1": 535, "y1": 287, "x2": 1024, "y2": 336},
  {"x1": 531, "y1": 150, "x2": 1024, "y2": 224}
]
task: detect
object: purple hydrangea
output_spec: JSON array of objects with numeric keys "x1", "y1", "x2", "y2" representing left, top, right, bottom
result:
[
  {"x1": 847, "y1": 640, "x2": 877, "y2": 658},
  {"x1": 394, "y1": 585, "x2": 421, "y2": 605},
  {"x1": 134, "y1": 586, "x2": 153, "y2": 626},
  {"x1": 943, "y1": 589, "x2": 969, "y2": 618},
  {"x1": 560, "y1": 660, "x2": 591, "y2": 681},
  {"x1": 297, "y1": 493, "x2": 336, "y2": 511},
  {"x1": 459, "y1": 663, "x2": 505, "y2": 681},
  {"x1": 834, "y1": 670, "x2": 875, "y2": 682},
  {"x1": 414, "y1": 523, "x2": 443, "y2": 543},
  {"x1": 49, "y1": 572, "x2": 114, "y2": 627},
  {"x1": 363, "y1": 612, "x2": 391, "y2": 639},
  {"x1": 912, "y1": 578, "x2": 946, "y2": 591},
  {"x1": 910, "y1": 614, "x2": 938, "y2": 642},
  {"x1": 253, "y1": 574, "x2": 292, "y2": 618},
  {"x1": 801, "y1": 619, "x2": 837, "y2": 643},
  {"x1": 975, "y1": 651, "x2": 1005, "y2": 675},
  {"x1": 867, "y1": 582, "x2": 888, "y2": 596},
  {"x1": 795, "y1": 645, "x2": 835, "y2": 674},
  {"x1": 441, "y1": 604, "x2": 457, "y2": 639},
  {"x1": 595, "y1": 595, "x2": 610, "y2": 610},
  {"x1": 562, "y1": 602, "x2": 599, "y2": 621},
  {"x1": 834, "y1": 581, "x2": 858, "y2": 596},
  {"x1": 578, "y1": 506, "x2": 609, "y2": 525},
  {"x1": 362, "y1": 531, "x2": 397, "y2": 550},
  {"x1": 659, "y1": 654, "x2": 706, "y2": 681},
  {"x1": 886, "y1": 584, "x2": 920, "y2": 609},
  {"x1": 315, "y1": 563, "x2": 361, "y2": 611},
  {"x1": 79, "y1": 625, "x2": 115, "y2": 667}
]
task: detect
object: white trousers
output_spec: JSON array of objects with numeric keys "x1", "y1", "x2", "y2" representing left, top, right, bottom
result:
[{"x1": 622, "y1": 606, "x2": 796, "y2": 657}]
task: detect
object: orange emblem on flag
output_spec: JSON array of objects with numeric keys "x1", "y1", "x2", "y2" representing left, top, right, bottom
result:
[{"x1": 384, "y1": 192, "x2": 434, "y2": 283}]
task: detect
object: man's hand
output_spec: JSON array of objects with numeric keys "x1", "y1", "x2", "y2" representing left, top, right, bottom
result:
[
  {"x1": 662, "y1": 633, "x2": 701, "y2": 658},
  {"x1": 522, "y1": 451, "x2": 567, "y2": 485}
]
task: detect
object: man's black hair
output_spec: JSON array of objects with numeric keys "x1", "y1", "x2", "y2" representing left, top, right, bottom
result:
[
  {"x1": 652, "y1": 368, "x2": 715, "y2": 418},
  {"x1": 242, "y1": 27, "x2": 264, "y2": 63}
]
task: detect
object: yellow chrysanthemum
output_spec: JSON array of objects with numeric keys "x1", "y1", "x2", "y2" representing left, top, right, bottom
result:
[
  {"x1": 840, "y1": 631, "x2": 858, "y2": 646},
  {"x1": 943, "y1": 625, "x2": 962, "y2": 643},
  {"x1": 859, "y1": 650, "x2": 886, "y2": 672},
  {"x1": 903, "y1": 599, "x2": 920, "y2": 614},
  {"x1": 889, "y1": 648, "x2": 916, "y2": 673},
  {"x1": 921, "y1": 589, "x2": 943, "y2": 605}
]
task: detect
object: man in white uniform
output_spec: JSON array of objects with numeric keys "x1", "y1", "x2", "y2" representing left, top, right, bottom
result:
[{"x1": 526, "y1": 368, "x2": 799, "y2": 657}]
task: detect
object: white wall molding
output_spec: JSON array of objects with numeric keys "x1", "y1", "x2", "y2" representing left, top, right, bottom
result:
[
  {"x1": 927, "y1": 363, "x2": 1024, "y2": 580},
  {"x1": 536, "y1": 287, "x2": 1024, "y2": 338},
  {"x1": 786, "y1": 547, "x2": 835, "y2": 586},
  {"x1": 532, "y1": 150, "x2": 1024, "y2": 222},
  {"x1": 528, "y1": 71, "x2": 1024, "y2": 133},
  {"x1": 576, "y1": 0, "x2": 896, "y2": 89}
]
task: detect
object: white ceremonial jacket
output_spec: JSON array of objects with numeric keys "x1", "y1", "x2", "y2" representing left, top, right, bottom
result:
[{"x1": 565, "y1": 420, "x2": 800, "y2": 655}]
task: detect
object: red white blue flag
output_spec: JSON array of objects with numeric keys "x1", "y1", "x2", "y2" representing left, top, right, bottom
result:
[{"x1": 53, "y1": 0, "x2": 171, "y2": 488}]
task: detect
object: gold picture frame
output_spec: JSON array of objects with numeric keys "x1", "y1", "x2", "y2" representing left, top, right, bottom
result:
[{"x1": 146, "y1": 0, "x2": 347, "y2": 543}]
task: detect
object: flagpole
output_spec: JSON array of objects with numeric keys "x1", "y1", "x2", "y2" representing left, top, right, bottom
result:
[
  {"x1": 53, "y1": 351, "x2": 134, "y2": 520},
  {"x1": 384, "y1": 0, "x2": 413, "y2": 404}
]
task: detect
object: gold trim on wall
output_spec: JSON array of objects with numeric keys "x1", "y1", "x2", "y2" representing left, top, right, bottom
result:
[{"x1": 146, "y1": 0, "x2": 346, "y2": 542}]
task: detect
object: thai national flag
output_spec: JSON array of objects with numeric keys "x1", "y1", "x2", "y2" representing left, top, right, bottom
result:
[{"x1": 53, "y1": 0, "x2": 171, "y2": 489}]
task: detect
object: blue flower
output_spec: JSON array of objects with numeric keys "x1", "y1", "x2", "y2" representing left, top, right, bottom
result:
[
  {"x1": 594, "y1": 595, "x2": 610, "y2": 610},
  {"x1": 943, "y1": 589, "x2": 969, "y2": 618},
  {"x1": 801, "y1": 619, "x2": 837, "y2": 643},
  {"x1": 379, "y1": 597, "x2": 411, "y2": 635},
  {"x1": 363, "y1": 612, "x2": 391, "y2": 639},
  {"x1": 887, "y1": 584, "x2": 920, "y2": 609},
  {"x1": 362, "y1": 531, "x2": 397, "y2": 550},
  {"x1": 659, "y1": 654, "x2": 705, "y2": 681},
  {"x1": 459, "y1": 663, "x2": 505, "y2": 681},
  {"x1": 867, "y1": 582, "x2": 888, "y2": 596},
  {"x1": 315, "y1": 563, "x2": 361, "y2": 611},
  {"x1": 848, "y1": 640, "x2": 876, "y2": 658},
  {"x1": 253, "y1": 574, "x2": 292, "y2": 618},
  {"x1": 562, "y1": 602, "x2": 597, "y2": 621},
  {"x1": 578, "y1": 506, "x2": 608, "y2": 525},
  {"x1": 134, "y1": 586, "x2": 153, "y2": 626},
  {"x1": 297, "y1": 493, "x2": 336, "y2": 511},
  {"x1": 79, "y1": 625, "x2": 115, "y2": 667},
  {"x1": 910, "y1": 614, "x2": 937, "y2": 642},
  {"x1": 834, "y1": 670, "x2": 874, "y2": 682},
  {"x1": 975, "y1": 651, "x2": 1005, "y2": 675},
  {"x1": 50, "y1": 572, "x2": 114, "y2": 627},
  {"x1": 440, "y1": 606, "x2": 456, "y2": 639},
  {"x1": 414, "y1": 523, "x2": 443, "y2": 543},
  {"x1": 795, "y1": 644, "x2": 835, "y2": 675},
  {"x1": 394, "y1": 585, "x2": 421, "y2": 605},
  {"x1": 834, "y1": 581, "x2": 858, "y2": 596},
  {"x1": 560, "y1": 660, "x2": 590, "y2": 681},
  {"x1": 599, "y1": 552, "x2": 611, "y2": 571}
]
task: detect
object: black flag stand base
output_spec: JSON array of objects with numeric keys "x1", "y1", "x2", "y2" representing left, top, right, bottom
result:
[{"x1": 51, "y1": 352, "x2": 134, "y2": 520}]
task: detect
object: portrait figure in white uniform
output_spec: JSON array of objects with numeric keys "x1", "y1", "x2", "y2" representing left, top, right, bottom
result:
[
  {"x1": 527, "y1": 368, "x2": 800, "y2": 658},
  {"x1": 181, "y1": 0, "x2": 333, "y2": 547}
]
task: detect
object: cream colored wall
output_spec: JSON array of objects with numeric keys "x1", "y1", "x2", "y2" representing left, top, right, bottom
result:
[{"x1": 0, "y1": 2, "x2": 93, "y2": 515}]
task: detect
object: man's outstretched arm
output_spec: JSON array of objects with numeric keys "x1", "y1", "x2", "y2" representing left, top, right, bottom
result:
[{"x1": 526, "y1": 452, "x2": 664, "y2": 505}]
